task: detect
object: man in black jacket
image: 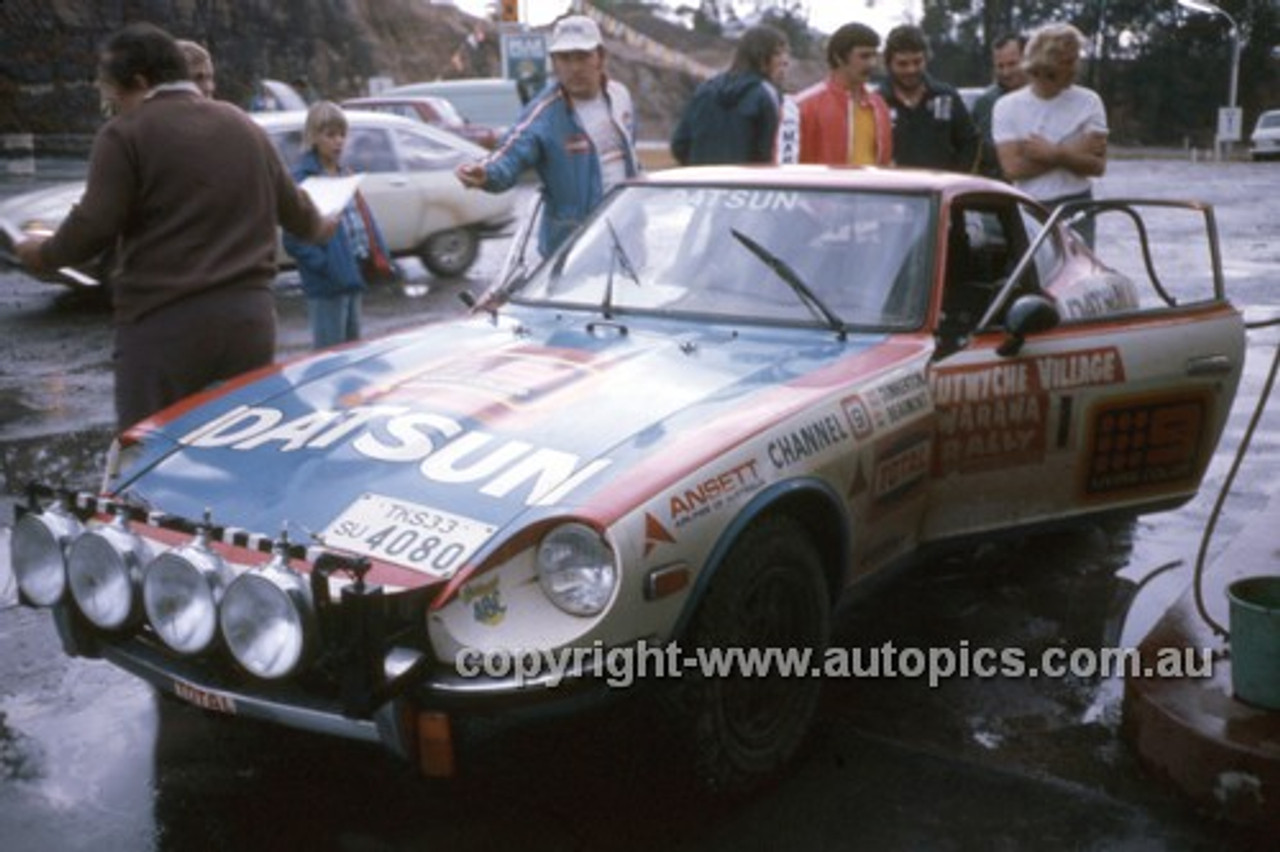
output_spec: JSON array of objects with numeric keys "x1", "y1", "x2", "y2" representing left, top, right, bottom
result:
[
  {"x1": 670, "y1": 24, "x2": 790, "y2": 165},
  {"x1": 879, "y1": 24, "x2": 980, "y2": 173}
]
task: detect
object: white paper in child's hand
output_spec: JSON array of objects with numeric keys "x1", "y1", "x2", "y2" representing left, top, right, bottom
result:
[{"x1": 300, "y1": 174, "x2": 364, "y2": 217}]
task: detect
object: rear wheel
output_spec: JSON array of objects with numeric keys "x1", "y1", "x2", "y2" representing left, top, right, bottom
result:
[
  {"x1": 670, "y1": 514, "x2": 830, "y2": 795},
  {"x1": 420, "y1": 228, "x2": 479, "y2": 277}
]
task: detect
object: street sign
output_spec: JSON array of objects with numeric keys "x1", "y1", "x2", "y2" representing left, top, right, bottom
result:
[
  {"x1": 501, "y1": 30, "x2": 548, "y2": 102},
  {"x1": 1217, "y1": 106, "x2": 1243, "y2": 142}
]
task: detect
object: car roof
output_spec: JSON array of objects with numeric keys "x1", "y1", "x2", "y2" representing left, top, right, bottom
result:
[
  {"x1": 250, "y1": 108, "x2": 487, "y2": 155},
  {"x1": 251, "y1": 108, "x2": 419, "y2": 131},
  {"x1": 642, "y1": 164, "x2": 1014, "y2": 196},
  {"x1": 344, "y1": 95, "x2": 449, "y2": 108},
  {"x1": 386, "y1": 78, "x2": 519, "y2": 95}
]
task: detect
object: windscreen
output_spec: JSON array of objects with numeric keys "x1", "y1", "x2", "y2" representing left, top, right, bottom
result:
[{"x1": 512, "y1": 184, "x2": 936, "y2": 330}]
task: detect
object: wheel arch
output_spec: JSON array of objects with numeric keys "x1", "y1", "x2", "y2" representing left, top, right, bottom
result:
[{"x1": 670, "y1": 477, "x2": 851, "y2": 640}]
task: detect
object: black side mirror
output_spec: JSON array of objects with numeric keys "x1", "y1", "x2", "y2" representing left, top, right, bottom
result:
[{"x1": 997, "y1": 294, "x2": 1060, "y2": 357}]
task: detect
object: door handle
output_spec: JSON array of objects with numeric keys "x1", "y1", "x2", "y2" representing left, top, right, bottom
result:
[{"x1": 1185, "y1": 354, "x2": 1234, "y2": 376}]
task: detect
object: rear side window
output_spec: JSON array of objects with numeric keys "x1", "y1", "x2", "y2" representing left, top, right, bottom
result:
[{"x1": 267, "y1": 129, "x2": 305, "y2": 171}]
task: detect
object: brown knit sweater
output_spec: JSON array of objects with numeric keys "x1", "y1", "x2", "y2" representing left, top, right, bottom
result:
[{"x1": 41, "y1": 89, "x2": 324, "y2": 323}]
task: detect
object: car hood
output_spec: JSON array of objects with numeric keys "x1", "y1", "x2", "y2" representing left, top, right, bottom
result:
[
  {"x1": 0, "y1": 181, "x2": 82, "y2": 230},
  {"x1": 111, "y1": 309, "x2": 892, "y2": 584}
]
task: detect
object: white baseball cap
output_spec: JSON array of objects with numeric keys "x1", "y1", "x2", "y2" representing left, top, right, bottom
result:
[{"x1": 548, "y1": 15, "x2": 602, "y2": 53}]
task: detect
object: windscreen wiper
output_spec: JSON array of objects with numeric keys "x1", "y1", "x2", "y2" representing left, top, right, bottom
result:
[
  {"x1": 602, "y1": 216, "x2": 641, "y2": 319},
  {"x1": 730, "y1": 227, "x2": 845, "y2": 339}
]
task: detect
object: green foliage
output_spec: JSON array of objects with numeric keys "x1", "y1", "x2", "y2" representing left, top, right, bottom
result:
[{"x1": 918, "y1": 0, "x2": 1280, "y2": 146}]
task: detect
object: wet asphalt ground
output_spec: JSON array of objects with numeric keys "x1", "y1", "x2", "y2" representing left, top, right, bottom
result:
[{"x1": 1, "y1": 156, "x2": 1279, "y2": 850}]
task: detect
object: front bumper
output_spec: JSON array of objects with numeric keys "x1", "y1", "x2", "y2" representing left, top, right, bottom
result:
[{"x1": 49, "y1": 601, "x2": 614, "y2": 773}]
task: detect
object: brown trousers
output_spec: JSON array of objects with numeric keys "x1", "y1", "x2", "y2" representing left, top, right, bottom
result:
[{"x1": 113, "y1": 286, "x2": 276, "y2": 430}]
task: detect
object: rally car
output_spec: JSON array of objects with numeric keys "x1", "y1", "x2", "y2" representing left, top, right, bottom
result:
[{"x1": 10, "y1": 166, "x2": 1245, "y2": 792}]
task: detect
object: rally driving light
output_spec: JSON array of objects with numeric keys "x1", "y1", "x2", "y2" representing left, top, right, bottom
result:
[
  {"x1": 219, "y1": 550, "x2": 314, "y2": 679},
  {"x1": 10, "y1": 502, "x2": 83, "y2": 606},
  {"x1": 536, "y1": 523, "x2": 617, "y2": 616},
  {"x1": 143, "y1": 529, "x2": 234, "y2": 655},
  {"x1": 66, "y1": 510, "x2": 150, "y2": 630}
]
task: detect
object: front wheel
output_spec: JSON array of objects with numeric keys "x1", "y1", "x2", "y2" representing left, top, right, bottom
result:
[
  {"x1": 420, "y1": 228, "x2": 479, "y2": 278},
  {"x1": 669, "y1": 514, "x2": 830, "y2": 795}
]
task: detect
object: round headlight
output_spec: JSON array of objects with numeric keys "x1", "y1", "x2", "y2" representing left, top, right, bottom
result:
[
  {"x1": 536, "y1": 522, "x2": 617, "y2": 616},
  {"x1": 66, "y1": 515, "x2": 148, "y2": 630},
  {"x1": 219, "y1": 559, "x2": 312, "y2": 679},
  {"x1": 143, "y1": 536, "x2": 233, "y2": 654},
  {"x1": 11, "y1": 504, "x2": 83, "y2": 606}
]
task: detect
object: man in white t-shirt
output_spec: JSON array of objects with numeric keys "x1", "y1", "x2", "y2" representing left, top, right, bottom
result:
[
  {"x1": 992, "y1": 23, "x2": 1107, "y2": 245},
  {"x1": 456, "y1": 15, "x2": 638, "y2": 256}
]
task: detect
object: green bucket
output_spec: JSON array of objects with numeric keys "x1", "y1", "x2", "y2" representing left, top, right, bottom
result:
[{"x1": 1228, "y1": 576, "x2": 1280, "y2": 711}]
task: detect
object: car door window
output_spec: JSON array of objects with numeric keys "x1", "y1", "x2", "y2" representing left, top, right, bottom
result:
[
  {"x1": 267, "y1": 129, "x2": 305, "y2": 171},
  {"x1": 346, "y1": 128, "x2": 397, "y2": 173},
  {"x1": 394, "y1": 128, "x2": 465, "y2": 172},
  {"x1": 940, "y1": 199, "x2": 1042, "y2": 335}
]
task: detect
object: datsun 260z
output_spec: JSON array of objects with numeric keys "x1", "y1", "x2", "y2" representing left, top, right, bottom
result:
[{"x1": 11, "y1": 166, "x2": 1244, "y2": 792}]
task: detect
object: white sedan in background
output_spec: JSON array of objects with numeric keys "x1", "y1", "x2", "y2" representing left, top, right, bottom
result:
[{"x1": 0, "y1": 110, "x2": 516, "y2": 292}]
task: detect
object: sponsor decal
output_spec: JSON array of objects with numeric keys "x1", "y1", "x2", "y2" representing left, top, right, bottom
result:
[
  {"x1": 461, "y1": 576, "x2": 507, "y2": 626},
  {"x1": 1083, "y1": 393, "x2": 1208, "y2": 496},
  {"x1": 179, "y1": 404, "x2": 611, "y2": 507},
  {"x1": 767, "y1": 412, "x2": 851, "y2": 469},
  {"x1": 174, "y1": 680, "x2": 236, "y2": 714},
  {"x1": 674, "y1": 187, "x2": 801, "y2": 212},
  {"x1": 643, "y1": 512, "x2": 676, "y2": 557},
  {"x1": 846, "y1": 458, "x2": 869, "y2": 500},
  {"x1": 932, "y1": 348, "x2": 1123, "y2": 475},
  {"x1": 1058, "y1": 275, "x2": 1141, "y2": 320},
  {"x1": 874, "y1": 372, "x2": 930, "y2": 424},
  {"x1": 851, "y1": 372, "x2": 931, "y2": 434},
  {"x1": 668, "y1": 459, "x2": 763, "y2": 528},
  {"x1": 872, "y1": 433, "x2": 931, "y2": 504},
  {"x1": 842, "y1": 394, "x2": 875, "y2": 440},
  {"x1": 345, "y1": 348, "x2": 598, "y2": 414}
]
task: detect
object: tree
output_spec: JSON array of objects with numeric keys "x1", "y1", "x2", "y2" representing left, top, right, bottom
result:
[{"x1": 917, "y1": 0, "x2": 1280, "y2": 147}]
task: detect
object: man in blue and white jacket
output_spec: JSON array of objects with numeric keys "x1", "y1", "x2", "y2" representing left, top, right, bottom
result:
[{"x1": 455, "y1": 15, "x2": 639, "y2": 257}]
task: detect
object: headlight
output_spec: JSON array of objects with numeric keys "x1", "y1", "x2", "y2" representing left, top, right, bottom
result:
[
  {"x1": 143, "y1": 531, "x2": 233, "y2": 654},
  {"x1": 10, "y1": 503, "x2": 83, "y2": 606},
  {"x1": 66, "y1": 512, "x2": 149, "y2": 629},
  {"x1": 536, "y1": 522, "x2": 617, "y2": 616},
  {"x1": 219, "y1": 553, "x2": 313, "y2": 679}
]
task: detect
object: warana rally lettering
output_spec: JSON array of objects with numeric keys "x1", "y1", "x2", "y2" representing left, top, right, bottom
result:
[{"x1": 179, "y1": 405, "x2": 610, "y2": 507}]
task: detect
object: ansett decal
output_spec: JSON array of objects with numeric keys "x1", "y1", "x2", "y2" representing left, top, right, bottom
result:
[
  {"x1": 668, "y1": 459, "x2": 763, "y2": 527},
  {"x1": 179, "y1": 405, "x2": 611, "y2": 507}
]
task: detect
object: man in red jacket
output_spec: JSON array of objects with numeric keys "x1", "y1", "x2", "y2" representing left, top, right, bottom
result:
[
  {"x1": 778, "y1": 21, "x2": 890, "y2": 165},
  {"x1": 777, "y1": 22, "x2": 893, "y2": 166}
]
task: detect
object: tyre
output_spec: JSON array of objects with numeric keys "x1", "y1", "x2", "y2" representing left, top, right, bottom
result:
[
  {"x1": 669, "y1": 514, "x2": 830, "y2": 794},
  {"x1": 420, "y1": 228, "x2": 479, "y2": 278}
]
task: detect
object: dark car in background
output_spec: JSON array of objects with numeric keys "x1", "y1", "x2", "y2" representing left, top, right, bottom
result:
[
  {"x1": 343, "y1": 95, "x2": 499, "y2": 149},
  {"x1": 382, "y1": 78, "x2": 527, "y2": 140}
]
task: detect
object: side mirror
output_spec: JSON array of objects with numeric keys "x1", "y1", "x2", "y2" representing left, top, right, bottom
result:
[{"x1": 997, "y1": 294, "x2": 1060, "y2": 357}]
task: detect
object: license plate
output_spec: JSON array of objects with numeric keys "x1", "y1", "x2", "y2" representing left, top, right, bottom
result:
[{"x1": 321, "y1": 493, "x2": 497, "y2": 577}]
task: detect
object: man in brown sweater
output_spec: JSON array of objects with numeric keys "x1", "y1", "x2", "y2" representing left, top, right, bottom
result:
[{"x1": 16, "y1": 22, "x2": 334, "y2": 431}]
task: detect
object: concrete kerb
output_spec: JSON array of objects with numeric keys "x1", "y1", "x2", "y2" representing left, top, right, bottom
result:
[{"x1": 1122, "y1": 486, "x2": 1280, "y2": 830}]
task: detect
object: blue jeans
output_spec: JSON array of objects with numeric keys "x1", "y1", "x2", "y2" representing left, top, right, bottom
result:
[{"x1": 307, "y1": 293, "x2": 362, "y2": 349}]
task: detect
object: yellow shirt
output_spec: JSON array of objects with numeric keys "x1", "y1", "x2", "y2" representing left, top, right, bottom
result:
[{"x1": 849, "y1": 99, "x2": 877, "y2": 165}]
